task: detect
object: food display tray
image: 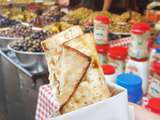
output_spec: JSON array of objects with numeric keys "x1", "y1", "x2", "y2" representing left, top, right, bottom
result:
[{"x1": 0, "y1": 50, "x2": 48, "y2": 80}]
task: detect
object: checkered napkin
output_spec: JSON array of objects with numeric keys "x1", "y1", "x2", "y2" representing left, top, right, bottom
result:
[
  {"x1": 35, "y1": 84, "x2": 60, "y2": 120},
  {"x1": 109, "y1": 37, "x2": 132, "y2": 47}
]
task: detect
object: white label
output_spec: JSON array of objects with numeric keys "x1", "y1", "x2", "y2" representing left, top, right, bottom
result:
[
  {"x1": 98, "y1": 54, "x2": 107, "y2": 65},
  {"x1": 42, "y1": 26, "x2": 83, "y2": 51},
  {"x1": 108, "y1": 58, "x2": 124, "y2": 74},
  {"x1": 148, "y1": 76, "x2": 160, "y2": 97},
  {"x1": 35, "y1": 0, "x2": 44, "y2": 3},
  {"x1": 94, "y1": 21, "x2": 108, "y2": 44},
  {"x1": 129, "y1": 33, "x2": 149, "y2": 59}
]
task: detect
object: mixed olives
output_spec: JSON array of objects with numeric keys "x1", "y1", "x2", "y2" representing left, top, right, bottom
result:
[
  {"x1": 11, "y1": 31, "x2": 51, "y2": 52},
  {"x1": 31, "y1": 6, "x2": 65, "y2": 27},
  {"x1": 0, "y1": 24, "x2": 34, "y2": 38},
  {"x1": 0, "y1": 15, "x2": 20, "y2": 28}
]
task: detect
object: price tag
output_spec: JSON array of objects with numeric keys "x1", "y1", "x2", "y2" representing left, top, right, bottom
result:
[
  {"x1": 35, "y1": 0, "x2": 44, "y2": 3},
  {"x1": 42, "y1": 26, "x2": 83, "y2": 51}
]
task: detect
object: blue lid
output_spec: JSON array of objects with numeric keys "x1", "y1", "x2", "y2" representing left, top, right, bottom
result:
[
  {"x1": 116, "y1": 73, "x2": 142, "y2": 89},
  {"x1": 156, "y1": 48, "x2": 160, "y2": 53},
  {"x1": 156, "y1": 35, "x2": 160, "y2": 45}
]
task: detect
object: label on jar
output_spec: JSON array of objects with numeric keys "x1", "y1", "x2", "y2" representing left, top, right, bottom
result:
[
  {"x1": 107, "y1": 57, "x2": 124, "y2": 74},
  {"x1": 98, "y1": 54, "x2": 107, "y2": 65},
  {"x1": 126, "y1": 59, "x2": 149, "y2": 94},
  {"x1": 129, "y1": 34, "x2": 149, "y2": 59},
  {"x1": 148, "y1": 74, "x2": 160, "y2": 98},
  {"x1": 94, "y1": 20, "x2": 108, "y2": 45},
  {"x1": 154, "y1": 53, "x2": 160, "y2": 61}
]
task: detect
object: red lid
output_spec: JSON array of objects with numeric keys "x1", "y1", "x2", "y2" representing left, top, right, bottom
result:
[
  {"x1": 102, "y1": 64, "x2": 115, "y2": 75},
  {"x1": 96, "y1": 44, "x2": 109, "y2": 54},
  {"x1": 108, "y1": 46, "x2": 128, "y2": 60},
  {"x1": 151, "y1": 61, "x2": 160, "y2": 75},
  {"x1": 147, "y1": 98, "x2": 160, "y2": 114},
  {"x1": 131, "y1": 22, "x2": 150, "y2": 35},
  {"x1": 95, "y1": 16, "x2": 110, "y2": 24}
]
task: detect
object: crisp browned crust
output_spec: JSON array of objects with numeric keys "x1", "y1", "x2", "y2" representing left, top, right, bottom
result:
[
  {"x1": 59, "y1": 34, "x2": 111, "y2": 114},
  {"x1": 59, "y1": 45, "x2": 91, "y2": 111},
  {"x1": 63, "y1": 45, "x2": 91, "y2": 62}
]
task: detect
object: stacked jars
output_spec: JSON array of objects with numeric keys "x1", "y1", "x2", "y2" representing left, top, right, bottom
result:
[
  {"x1": 147, "y1": 49, "x2": 160, "y2": 98},
  {"x1": 102, "y1": 64, "x2": 116, "y2": 83},
  {"x1": 94, "y1": 16, "x2": 110, "y2": 65},
  {"x1": 94, "y1": 16, "x2": 110, "y2": 45},
  {"x1": 96, "y1": 44, "x2": 109, "y2": 65},
  {"x1": 129, "y1": 22, "x2": 150, "y2": 59},
  {"x1": 126, "y1": 22, "x2": 150, "y2": 94}
]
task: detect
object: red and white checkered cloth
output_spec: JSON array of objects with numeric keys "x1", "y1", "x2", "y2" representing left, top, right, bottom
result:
[
  {"x1": 109, "y1": 37, "x2": 132, "y2": 47},
  {"x1": 35, "y1": 84, "x2": 59, "y2": 120}
]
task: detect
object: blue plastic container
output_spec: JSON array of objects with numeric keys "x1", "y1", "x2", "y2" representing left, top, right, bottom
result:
[
  {"x1": 156, "y1": 35, "x2": 160, "y2": 45},
  {"x1": 116, "y1": 73, "x2": 143, "y2": 104},
  {"x1": 156, "y1": 48, "x2": 160, "y2": 53}
]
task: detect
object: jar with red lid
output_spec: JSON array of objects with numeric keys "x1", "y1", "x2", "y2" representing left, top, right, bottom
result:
[
  {"x1": 154, "y1": 48, "x2": 160, "y2": 61},
  {"x1": 125, "y1": 57, "x2": 149, "y2": 94},
  {"x1": 94, "y1": 16, "x2": 110, "y2": 45},
  {"x1": 146, "y1": 98, "x2": 160, "y2": 115},
  {"x1": 102, "y1": 64, "x2": 116, "y2": 83},
  {"x1": 96, "y1": 44, "x2": 108, "y2": 65},
  {"x1": 107, "y1": 46, "x2": 128, "y2": 74},
  {"x1": 129, "y1": 22, "x2": 150, "y2": 59},
  {"x1": 147, "y1": 61, "x2": 160, "y2": 98}
]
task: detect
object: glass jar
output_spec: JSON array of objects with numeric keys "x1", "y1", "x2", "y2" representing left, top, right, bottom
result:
[
  {"x1": 125, "y1": 57, "x2": 149, "y2": 94},
  {"x1": 154, "y1": 48, "x2": 160, "y2": 61},
  {"x1": 96, "y1": 44, "x2": 108, "y2": 65},
  {"x1": 107, "y1": 46, "x2": 128, "y2": 74},
  {"x1": 116, "y1": 73, "x2": 143, "y2": 104},
  {"x1": 129, "y1": 23, "x2": 150, "y2": 59},
  {"x1": 102, "y1": 64, "x2": 116, "y2": 83},
  {"x1": 94, "y1": 16, "x2": 110, "y2": 45},
  {"x1": 147, "y1": 61, "x2": 160, "y2": 98}
]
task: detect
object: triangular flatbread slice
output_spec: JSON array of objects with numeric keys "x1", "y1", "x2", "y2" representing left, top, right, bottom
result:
[
  {"x1": 41, "y1": 26, "x2": 85, "y2": 105},
  {"x1": 53, "y1": 45, "x2": 91, "y2": 106},
  {"x1": 60, "y1": 34, "x2": 111, "y2": 113}
]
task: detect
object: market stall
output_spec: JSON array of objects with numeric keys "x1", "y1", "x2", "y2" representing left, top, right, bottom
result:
[{"x1": 0, "y1": 0, "x2": 160, "y2": 120}]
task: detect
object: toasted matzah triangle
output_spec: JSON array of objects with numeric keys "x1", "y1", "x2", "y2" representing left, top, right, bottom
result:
[
  {"x1": 54, "y1": 45, "x2": 91, "y2": 105},
  {"x1": 60, "y1": 34, "x2": 111, "y2": 113}
]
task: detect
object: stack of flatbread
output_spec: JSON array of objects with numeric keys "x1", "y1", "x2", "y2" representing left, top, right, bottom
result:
[{"x1": 42, "y1": 26, "x2": 111, "y2": 114}]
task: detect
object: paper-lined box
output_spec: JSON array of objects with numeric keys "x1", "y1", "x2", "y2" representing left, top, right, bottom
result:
[{"x1": 50, "y1": 82, "x2": 129, "y2": 120}]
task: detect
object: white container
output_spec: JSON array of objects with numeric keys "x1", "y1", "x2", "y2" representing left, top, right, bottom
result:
[
  {"x1": 50, "y1": 82, "x2": 129, "y2": 120},
  {"x1": 102, "y1": 64, "x2": 116, "y2": 83},
  {"x1": 129, "y1": 23, "x2": 150, "y2": 59},
  {"x1": 94, "y1": 16, "x2": 109, "y2": 45},
  {"x1": 125, "y1": 58, "x2": 149, "y2": 94}
]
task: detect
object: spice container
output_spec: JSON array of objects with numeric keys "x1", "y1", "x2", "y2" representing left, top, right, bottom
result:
[
  {"x1": 154, "y1": 48, "x2": 160, "y2": 61},
  {"x1": 102, "y1": 64, "x2": 116, "y2": 83},
  {"x1": 94, "y1": 16, "x2": 110, "y2": 45},
  {"x1": 146, "y1": 98, "x2": 160, "y2": 115},
  {"x1": 96, "y1": 44, "x2": 108, "y2": 64},
  {"x1": 116, "y1": 73, "x2": 143, "y2": 104},
  {"x1": 107, "y1": 46, "x2": 128, "y2": 74},
  {"x1": 147, "y1": 61, "x2": 160, "y2": 98},
  {"x1": 129, "y1": 23, "x2": 150, "y2": 59},
  {"x1": 125, "y1": 57, "x2": 149, "y2": 94},
  {"x1": 149, "y1": 34, "x2": 160, "y2": 64}
]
